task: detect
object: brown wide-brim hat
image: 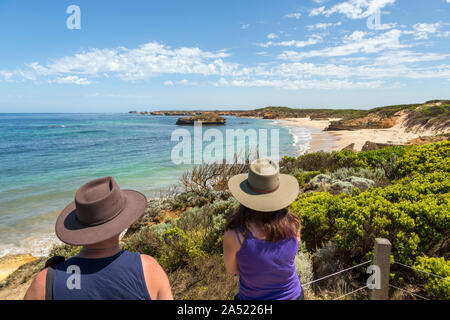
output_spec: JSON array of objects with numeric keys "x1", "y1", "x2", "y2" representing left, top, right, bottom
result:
[
  {"x1": 55, "y1": 177, "x2": 147, "y2": 246},
  {"x1": 228, "y1": 158, "x2": 299, "y2": 212}
]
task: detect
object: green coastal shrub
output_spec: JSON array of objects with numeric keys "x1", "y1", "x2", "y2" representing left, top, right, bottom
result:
[
  {"x1": 159, "y1": 227, "x2": 207, "y2": 271},
  {"x1": 291, "y1": 141, "x2": 450, "y2": 299},
  {"x1": 295, "y1": 242, "x2": 314, "y2": 285},
  {"x1": 135, "y1": 196, "x2": 238, "y2": 272},
  {"x1": 397, "y1": 141, "x2": 450, "y2": 176},
  {"x1": 280, "y1": 151, "x2": 363, "y2": 173},
  {"x1": 291, "y1": 172, "x2": 449, "y2": 264},
  {"x1": 281, "y1": 145, "x2": 407, "y2": 183},
  {"x1": 291, "y1": 169, "x2": 321, "y2": 187},
  {"x1": 414, "y1": 256, "x2": 450, "y2": 300},
  {"x1": 121, "y1": 226, "x2": 162, "y2": 256}
]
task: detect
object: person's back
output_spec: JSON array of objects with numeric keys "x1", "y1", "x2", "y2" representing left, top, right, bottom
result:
[
  {"x1": 24, "y1": 177, "x2": 173, "y2": 300},
  {"x1": 53, "y1": 250, "x2": 150, "y2": 300},
  {"x1": 224, "y1": 158, "x2": 302, "y2": 300},
  {"x1": 235, "y1": 228, "x2": 300, "y2": 300}
]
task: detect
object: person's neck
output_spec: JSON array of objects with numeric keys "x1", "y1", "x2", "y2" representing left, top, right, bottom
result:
[{"x1": 77, "y1": 244, "x2": 121, "y2": 259}]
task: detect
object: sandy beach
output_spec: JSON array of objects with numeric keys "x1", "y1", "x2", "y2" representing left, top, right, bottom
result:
[
  {"x1": 283, "y1": 115, "x2": 439, "y2": 152},
  {"x1": 0, "y1": 254, "x2": 37, "y2": 282},
  {"x1": 277, "y1": 118, "x2": 340, "y2": 153}
]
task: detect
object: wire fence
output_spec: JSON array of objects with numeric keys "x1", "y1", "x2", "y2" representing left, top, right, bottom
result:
[
  {"x1": 333, "y1": 285, "x2": 368, "y2": 300},
  {"x1": 393, "y1": 261, "x2": 450, "y2": 281},
  {"x1": 301, "y1": 255, "x2": 447, "y2": 300},
  {"x1": 388, "y1": 284, "x2": 430, "y2": 300},
  {"x1": 386, "y1": 260, "x2": 449, "y2": 300},
  {"x1": 302, "y1": 260, "x2": 372, "y2": 288},
  {"x1": 302, "y1": 260, "x2": 371, "y2": 300}
]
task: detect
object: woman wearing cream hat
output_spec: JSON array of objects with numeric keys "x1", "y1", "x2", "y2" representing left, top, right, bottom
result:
[{"x1": 223, "y1": 158, "x2": 303, "y2": 300}]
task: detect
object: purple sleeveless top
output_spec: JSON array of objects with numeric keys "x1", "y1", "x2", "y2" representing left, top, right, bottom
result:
[
  {"x1": 235, "y1": 229, "x2": 302, "y2": 300},
  {"x1": 53, "y1": 250, "x2": 151, "y2": 300}
]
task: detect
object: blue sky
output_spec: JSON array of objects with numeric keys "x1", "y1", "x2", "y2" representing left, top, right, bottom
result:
[{"x1": 0, "y1": 0, "x2": 449, "y2": 112}]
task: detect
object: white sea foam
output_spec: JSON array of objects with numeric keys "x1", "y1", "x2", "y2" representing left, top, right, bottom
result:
[
  {"x1": 0, "y1": 233, "x2": 62, "y2": 258},
  {"x1": 273, "y1": 120, "x2": 313, "y2": 155}
]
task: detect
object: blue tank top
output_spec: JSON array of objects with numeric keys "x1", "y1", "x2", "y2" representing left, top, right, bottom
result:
[
  {"x1": 236, "y1": 229, "x2": 302, "y2": 300},
  {"x1": 53, "y1": 250, "x2": 151, "y2": 300}
]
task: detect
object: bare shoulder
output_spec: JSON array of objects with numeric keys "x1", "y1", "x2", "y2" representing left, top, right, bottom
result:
[
  {"x1": 224, "y1": 229, "x2": 235, "y2": 240},
  {"x1": 24, "y1": 268, "x2": 47, "y2": 300},
  {"x1": 224, "y1": 229, "x2": 242, "y2": 249},
  {"x1": 140, "y1": 254, "x2": 173, "y2": 300},
  {"x1": 140, "y1": 254, "x2": 166, "y2": 277},
  {"x1": 140, "y1": 254, "x2": 159, "y2": 267},
  {"x1": 224, "y1": 229, "x2": 236, "y2": 243}
]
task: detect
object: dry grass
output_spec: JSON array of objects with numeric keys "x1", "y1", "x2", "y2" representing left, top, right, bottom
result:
[
  {"x1": 180, "y1": 160, "x2": 250, "y2": 193},
  {"x1": 169, "y1": 254, "x2": 239, "y2": 300}
]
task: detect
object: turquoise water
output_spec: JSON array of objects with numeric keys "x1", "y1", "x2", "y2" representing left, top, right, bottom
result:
[{"x1": 0, "y1": 113, "x2": 306, "y2": 256}]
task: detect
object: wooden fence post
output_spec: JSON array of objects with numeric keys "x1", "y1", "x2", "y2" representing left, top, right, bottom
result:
[{"x1": 371, "y1": 238, "x2": 392, "y2": 300}]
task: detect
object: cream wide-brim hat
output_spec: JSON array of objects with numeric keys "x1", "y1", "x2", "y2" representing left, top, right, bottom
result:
[{"x1": 228, "y1": 158, "x2": 299, "y2": 212}]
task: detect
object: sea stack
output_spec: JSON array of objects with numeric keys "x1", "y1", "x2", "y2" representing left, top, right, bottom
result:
[{"x1": 176, "y1": 113, "x2": 226, "y2": 125}]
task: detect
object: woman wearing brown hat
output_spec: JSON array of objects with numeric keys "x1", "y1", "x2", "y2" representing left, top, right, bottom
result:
[
  {"x1": 223, "y1": 158, "x2": 303, "y2": 300},
  {"x1": 24, "y1": 177, "x2": 173, "y2": 300}
]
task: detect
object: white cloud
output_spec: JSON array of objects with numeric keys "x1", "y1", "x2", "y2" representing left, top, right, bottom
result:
[
  {"x1": 375, "y1": 50, "x2": 449, "y2": 65},
  {"x1": 310, "y1": 0, "x2": 396, "y2": 19},
  {"x1": 50, "y1": 76, "x2": 91, "y2": 85},
  {"x1": 228, "y1": 78, "x2": 384, "y2": 90},
  {"x1": 3, "y1": 42, "x2": 239, "y2": 83},
  {"x1": 278, "y1": 29, "x2": 404, "y2": 60},
  {"x1": 267, "y1": 33, "x2": 278, "y2": 39},
  {"x1": 2, "y1": 33, "x2": 450, "y2": 91},
  {"x1": 256, "y1": 35, "x2": 322, "y2": 48},
  {"x1": 285, "y1": 12, "x2": 302, "y2": 19},
  {"x1": 0, "y1": 70, "x2": 13, "y2": 80},
  {"x1": 241, "y1": 24, "x2": 250, "y2": 30},
  {"x1": 307, "y1": 21, "x2": 342, "y2": 30},
  {"x1": 310, "y1": 6, "x2": 326, "y2": 16},
  {"x1": 412, "y1": 22, "x2": 442, "y2": 39}
]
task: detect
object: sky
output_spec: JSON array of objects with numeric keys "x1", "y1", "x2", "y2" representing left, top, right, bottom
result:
[{"x1": 0, "y1": 0, "x2": 449, "y2": 112}]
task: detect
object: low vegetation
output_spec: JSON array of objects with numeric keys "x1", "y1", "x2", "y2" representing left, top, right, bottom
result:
[{"x1": 1, "y1": 142, "x2": 448, "y2": 300}]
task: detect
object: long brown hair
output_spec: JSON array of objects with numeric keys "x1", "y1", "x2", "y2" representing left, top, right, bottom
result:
[{"x1": 226, "y1": 205, "x2": 300, "y2": 242}]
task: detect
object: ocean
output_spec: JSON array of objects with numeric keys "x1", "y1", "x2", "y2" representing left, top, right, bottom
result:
[{"x1": 0, "y1": 113, "x2": 313, "y2": 257}]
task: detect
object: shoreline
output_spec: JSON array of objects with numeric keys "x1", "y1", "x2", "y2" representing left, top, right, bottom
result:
[
  {"x1": 278, "y1": 118, "x2": 340, "y2": 153},
  {"x1": 281, "y1": 116, "x2": 439, "y2": 152},
  {"x1": 0, "y1": 114, "x2": 442, "y2": 283},
  {"x1": 274, "y1": 118, "x2": 338, "y2": 155}
]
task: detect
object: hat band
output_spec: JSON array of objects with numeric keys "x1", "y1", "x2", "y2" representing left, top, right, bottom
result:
[
  {"x1": 76, "y1": 195, "x2": 127, "y2": 227},
  {"x1": 247, "y1": 181, "x2": 280, "y2": 194}
]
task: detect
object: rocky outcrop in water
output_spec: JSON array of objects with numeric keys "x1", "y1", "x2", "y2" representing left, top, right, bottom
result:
[{"x1": 176, "y1": 113, "x2": 226, "y2": 125}]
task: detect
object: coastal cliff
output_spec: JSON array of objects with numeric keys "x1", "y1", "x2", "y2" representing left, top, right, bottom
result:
[{"x1": 325, "y1": 100, "x2": 450, "y2": 133}]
